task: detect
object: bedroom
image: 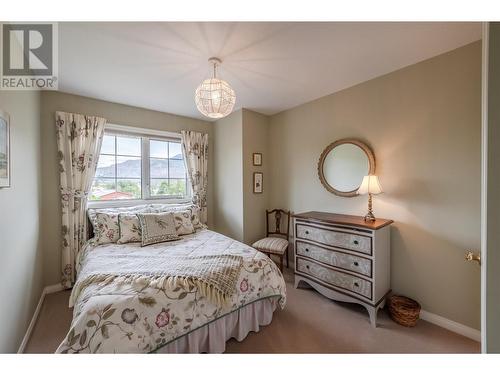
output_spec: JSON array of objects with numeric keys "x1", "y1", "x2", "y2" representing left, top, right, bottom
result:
[{"x1": 1, "y1": 0, "x2": 500, "y2": 372}]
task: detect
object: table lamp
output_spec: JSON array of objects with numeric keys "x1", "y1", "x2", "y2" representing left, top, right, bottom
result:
[{"x1": 357, "y1": 175, "x2": 383, "y2": 222}]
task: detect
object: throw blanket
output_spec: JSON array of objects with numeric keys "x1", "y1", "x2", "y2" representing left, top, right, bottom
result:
[
  {"x1": 57, "y1": 230, "x2": 286, "y2": 353},
  {"x1": 70, "y1": 254, "x2": 244, "y2": 308}
]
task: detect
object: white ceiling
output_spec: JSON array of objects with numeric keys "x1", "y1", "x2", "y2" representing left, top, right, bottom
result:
[{"x1": 59, "y1": 22, "x2": 481, "y2": 121}]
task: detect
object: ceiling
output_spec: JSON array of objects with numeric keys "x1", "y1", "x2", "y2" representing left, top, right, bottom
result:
[{"x1": 58, "y1": 22, "x2": 481, "y2": 121}]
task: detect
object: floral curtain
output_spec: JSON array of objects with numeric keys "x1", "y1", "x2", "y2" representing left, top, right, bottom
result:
[
  {"x1": 181, "y1": 131, "x2": 208, "y2": 224},
  {"x1": 56, "y1": 111, "x2": 107, "y2": 288}
]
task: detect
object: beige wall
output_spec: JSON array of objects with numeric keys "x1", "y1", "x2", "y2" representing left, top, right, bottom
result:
[
  {"x1": 268, "y1": 42, "x2": 482, "y2": 329},
  {"x1": 486, "y1": 24, "x2": 500, "y2": 352},
  {"x1": 0, "y1": 91, "x2": 43, "y2": 352},
  {"x1": 213, "y1": 109, "x2": 271, "y2": 244},
  {"x1": 242, "y1": 109, "x2": 270, "y2": 244},
  {"x1": 39, "y1": 91, "x2": 213, "y2": 286},
  {"x1": 213, "y1": 110, "x2": 244, "y2": 241}
]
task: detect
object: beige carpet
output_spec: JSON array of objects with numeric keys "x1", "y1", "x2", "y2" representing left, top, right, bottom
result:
[{"x1": 24, "y1": 270, "x2": 479, "y2": 353}]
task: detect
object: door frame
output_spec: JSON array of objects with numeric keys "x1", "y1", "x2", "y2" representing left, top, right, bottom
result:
[{"x1": 481, "y1": 21, "x2": 489, "y2": 353}]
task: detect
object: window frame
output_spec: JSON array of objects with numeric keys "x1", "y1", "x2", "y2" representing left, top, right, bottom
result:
[{"x1": 88, "y1": 124, "x2": 191, "y2": 209}]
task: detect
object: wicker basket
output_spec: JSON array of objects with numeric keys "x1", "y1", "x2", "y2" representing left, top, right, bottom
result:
[{"x1": 387, "y1": 295, "x2": 421, "y2": 327}]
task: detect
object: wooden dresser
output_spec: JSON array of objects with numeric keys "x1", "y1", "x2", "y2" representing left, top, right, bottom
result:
[{"x1": 293, "y1": 211, "x2": 393, "y2": 327}]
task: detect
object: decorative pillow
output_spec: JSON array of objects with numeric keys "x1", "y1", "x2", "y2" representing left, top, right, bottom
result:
[
  {"x1": 188, "y1": 205, "x2": 205, "y2": 230},
  {"x1": 87, "y1": 204, "x2": 150, "y2": 239},
  {"x1": 173, "y1": 210, "x2": 195, "y2": 235},
  {"x1": 117, "y1": 214, "x2": 142, "y2": 244},
  {"x1": 95, "y1": 212, "x2": 120, "y2": 244},
  {"x1": 137, "y1": 212, "x2": 179, "y2": 246},
  {"x1": 148, "y1": 203, "x2": 205, "y2": 230}
]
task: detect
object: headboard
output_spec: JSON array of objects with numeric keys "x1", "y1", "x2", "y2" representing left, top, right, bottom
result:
[{"x1": 87, "y1": 215, "x2": 95, "y2": 240}]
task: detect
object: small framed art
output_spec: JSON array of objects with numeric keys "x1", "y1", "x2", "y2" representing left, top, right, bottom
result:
[
  {"x1": 0, "y1": 110, "x2": 10, "y2": 188},
  {"x1": 253, "y1": 153, "x2": 262, "y2": 166},
  {"x1": 253, "y1": 172, "x2": 263, "y2": 194}
]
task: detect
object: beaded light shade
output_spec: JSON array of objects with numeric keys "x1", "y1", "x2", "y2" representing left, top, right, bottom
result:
[{"x1": 195, "y1": 58, "x2": 236, "y2": 119}]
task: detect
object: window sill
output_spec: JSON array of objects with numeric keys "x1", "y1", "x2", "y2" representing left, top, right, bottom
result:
[{"x1": 87, "y1": 197, "x2": 192, "y2": 209}]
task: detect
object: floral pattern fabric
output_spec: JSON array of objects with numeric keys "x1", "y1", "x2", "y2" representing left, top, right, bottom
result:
[
  {"x1": 56, "y1": 111, "x2": 107, "y2": 287},
  {"x1": 149, "y1": 203, "x2": 205, "y2": 230},
  {"x1": 56, "y1": 229, "x2": 286, "y2": 353},
  {"x1": 117, "y1": 214, "x2": 142, "y2": 244},
  {"x1": 88, "y1": 204, "x2": 150, "y2": 237},
  {"x1": 173, "y1": 210, "x2": 195, "y2": 235},
  {"x1": 181, "y1": 131, "x2": 208, "y2": 225},
  {"x1": 88, "y1": 203, "x2": 204, "y2": 241},
  {"x1": 95, "y1": 212, "x2": 120, "y2": 244},
  {"x1": 188, "y1": 205, "x2": 204, "y2": 229},
  {"x1": 117, "y1": 210, "x2": 195, "y2": 244}
]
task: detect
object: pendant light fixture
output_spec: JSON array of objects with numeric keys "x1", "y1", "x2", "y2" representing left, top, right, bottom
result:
[{"x1": 195, "y1": 57, "x2": 236, "y2": 119}]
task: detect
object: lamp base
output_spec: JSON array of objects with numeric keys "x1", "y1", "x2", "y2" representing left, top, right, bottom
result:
[
  {"x1": 364, "y1": 212, "x2": 376, "y2": 222},
  {"x1": 364, "y1": 193, "x2": 376, "y2": 222}
]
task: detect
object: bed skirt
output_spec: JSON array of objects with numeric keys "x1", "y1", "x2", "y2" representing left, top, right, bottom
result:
[{"x1": 153, "y1": 296, "x2": 279, "y2": 353}]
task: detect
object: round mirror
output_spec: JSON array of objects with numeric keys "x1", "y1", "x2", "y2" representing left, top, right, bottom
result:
[{"x1": 318, "y1": 139, "x2": 375, "y2": 197}]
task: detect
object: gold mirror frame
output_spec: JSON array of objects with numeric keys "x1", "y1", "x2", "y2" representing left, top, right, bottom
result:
[{"x1": 317, "y1": 138, "x2": 375, "y2": 197}]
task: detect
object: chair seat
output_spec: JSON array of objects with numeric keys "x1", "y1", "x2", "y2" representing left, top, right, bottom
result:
[{"x1": 252, "y1": 237, "x2": 289, "y2": 255}]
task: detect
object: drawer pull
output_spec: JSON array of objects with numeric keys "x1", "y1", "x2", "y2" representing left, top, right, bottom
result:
[
  {"x1": 306, "y1": 265, "x2": 310, "y2": 269},
  {"x1": 353, "y1": 261, "x2": 359, "y2": 267},
  {"x1": 354, "y1": 282, "x2": 359, "y2": 288},
  {"x1": 353, "y1": 240, "x2": 359, "y2": 245},
  {"x1": 305, "y1": 248, "x2": 309, "y2": 252},
  {"x1": 305, "y1": 230, "x2": 309, "y2": 235}
]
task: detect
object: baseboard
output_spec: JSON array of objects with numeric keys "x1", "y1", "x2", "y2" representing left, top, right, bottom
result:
[
  {"x1": 44, "y1": 284, "x2": 65, "y2": 295},
  {"x1": 420, "y1": 310, "x2": 481, "y2": 342},
  {"x1": 17, "y1": 283, "x2": 65, "y2": 353}
]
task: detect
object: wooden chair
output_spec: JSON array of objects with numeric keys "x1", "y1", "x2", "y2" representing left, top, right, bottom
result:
[{"x1": 252, "y1": 209, "x2": 291, "y2": 272}]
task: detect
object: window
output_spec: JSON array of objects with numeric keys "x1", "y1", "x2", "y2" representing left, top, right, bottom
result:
[
  {"x1": 149, "y1": 139, "x2": 188, "y2": 197},
  {"x1": 91, "y1": 130, "x2": 189, "y2": 201}
]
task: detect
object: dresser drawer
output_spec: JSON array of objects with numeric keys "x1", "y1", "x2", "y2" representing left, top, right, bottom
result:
[
  {"x1": 296, "y1": 241, "x2": 372, "y2": 277},
  {"x1": 296, "y1": 224, "x2": 372, "y2": 255},
  {"x1": 296, "y1": 258, "x2": 372, "y2": 299}
]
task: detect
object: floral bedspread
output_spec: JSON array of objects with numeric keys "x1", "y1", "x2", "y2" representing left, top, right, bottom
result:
[{"x1": 56, "y1": 229, "x2": 286, "y2": 353}]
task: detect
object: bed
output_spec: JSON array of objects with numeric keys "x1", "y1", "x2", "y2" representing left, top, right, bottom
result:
[{"x1": 56, "y1": 223, "x2": 287, "y2": 353}]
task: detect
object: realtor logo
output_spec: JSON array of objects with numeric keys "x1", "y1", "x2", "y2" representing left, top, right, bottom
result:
[{"x1": 1, "y1": 23, "x2": 58, "y2": 90}]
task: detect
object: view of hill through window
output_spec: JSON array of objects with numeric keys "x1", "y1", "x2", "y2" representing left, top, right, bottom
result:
[{"x1": 91, "y1": 134, "x2": 188, "y2": 201}]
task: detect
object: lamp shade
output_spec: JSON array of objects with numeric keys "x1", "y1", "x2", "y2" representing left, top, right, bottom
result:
[
  {"x1": 357, "y1": 175, "x2": 383, "y2": 195},
  {"x1": 195, "y1": 78, "x2": 236, "y2": 119},
  {"x1": 195, "y1": 58, "x2": 236, "y2": 119}
]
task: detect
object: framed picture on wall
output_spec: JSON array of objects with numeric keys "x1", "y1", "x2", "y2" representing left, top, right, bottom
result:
[
  {"x1": 0, "y1": 110, "x2": 10, "y2": 188},
  {"x1": 253, "y1": 172, "x2": 263, "y2": 194},
  {"x1": 253, "y1": 153, "x2": 262, "y2": 166}
]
